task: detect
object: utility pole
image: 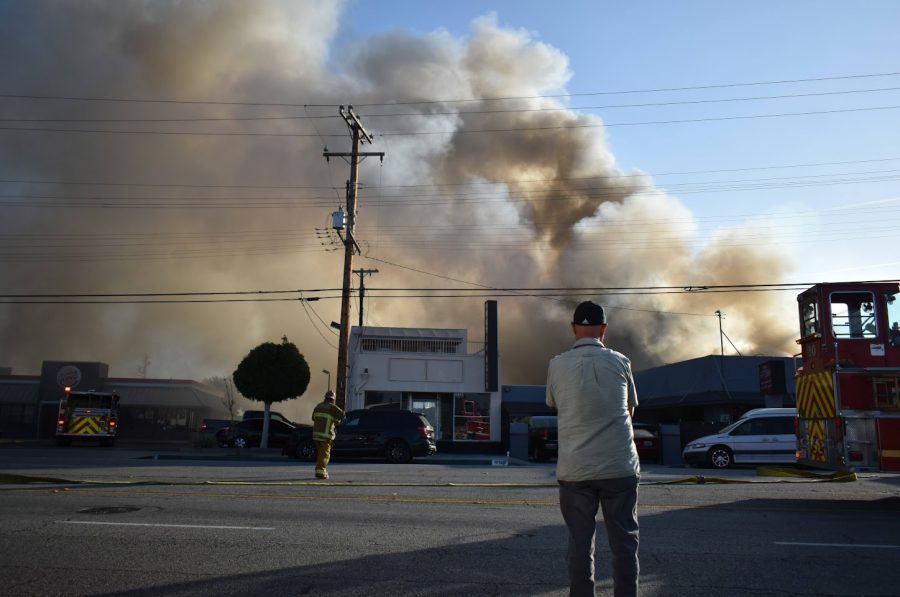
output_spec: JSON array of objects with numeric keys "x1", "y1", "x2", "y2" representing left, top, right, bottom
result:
[
  {"x1": 715, "y1": 309, "x2": 726, "y2": 381},
  {"x1": 714, "y1": 310, "x2": 725, "y2": 357},
  {"x1": 137, "y1": 354, "x2": 150, "y2": 379},
  {"x1": 353, "y1": 268, "x2": 379, "y2": 326},
  {"x1": 323, "y1": 106, "x2": 384, "y2": 409}
]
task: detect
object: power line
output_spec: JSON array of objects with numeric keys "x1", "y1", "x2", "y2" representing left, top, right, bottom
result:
[
  {"x1": 377, "y1": 105, "x2": 900, "y2": 136},
  {"x1": 2, "y1": 203, "x2": 899, "y2": 262},
  {"x1": 3, "y1": 156, "x2": 898, "y2": 191},
  {"x1": 5, "y1": 85, "x2": 900, "y2": 124},
  {"x1": 0, "y1": 289, "x2": 337, "y2": 298},
  {"x1": 0, "y1": 179, "x2": 336, "y2": 190},
  {"x1": 1, "y1": 169, "x2": 897, "y2": 210},
  {"x1": 2, "y1": 105, "x2": 899, "y2": 138},
  {"x1": 0, "y1": 297, "x2": 340, "y2": 304},
  {"x1": 5, "y1": 280, "x2": 896, "y2": 323},
  {"x1": 0, "y1": 282, "x2": 824, "y2": 300},
  {"x1": 3, "y1": 70, "x2": 898, "y2": 109},
  {"x1": 297, "y1": 291, "x2": 338, "y2": 349},
  {"x1": 2, "y1": 199, "x2": 895, "y2": 241},
  {"x1": 0, "y1": 282, "x2": 841, "y2": 320},
  {"x1": 348, "y1": 71, "x2": 900, "y2": 106},
  {"x1": 358, "y1": 86, "x2": 900, "y2": 118},
  {"x1": 1, "y1": 198, "x2": 897, "y2": 251}
]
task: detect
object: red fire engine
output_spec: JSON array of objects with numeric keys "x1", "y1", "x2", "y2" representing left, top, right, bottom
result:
[
  {"x1": 55, "y1": 388, "x2": 120, "y2": 447},
  {"x1": 795, "y1": 281, "x2": 900, "y2": 472}
]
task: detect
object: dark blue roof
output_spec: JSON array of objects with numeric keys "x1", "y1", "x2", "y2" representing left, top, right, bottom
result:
[
  {"x1": 634, "y1": 355, "x2": 796, "y2": 402},
  {"x1": 501, "y1": 356, "x2": 796, "y2": 411},
  {"x1": 501, "y1": 384, "x2": 546, "y2": 403}
]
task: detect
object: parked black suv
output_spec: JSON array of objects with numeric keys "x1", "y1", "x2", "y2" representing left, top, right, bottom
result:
[{"x1": 283, "y1": 409, "x2": 436, "y2": 464}]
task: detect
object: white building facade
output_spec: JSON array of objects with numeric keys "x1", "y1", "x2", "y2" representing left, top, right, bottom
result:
[{"x1": 346, "y1": 325, "x2": 502, "y2": 448}]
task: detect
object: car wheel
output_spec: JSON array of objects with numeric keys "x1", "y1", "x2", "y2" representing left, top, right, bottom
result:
[
  {"x1": 233, "y1": 436, "x2": 249, "y2": 449},
  {"x1": 385, "y1": 440, "x2": 412, "y2": 464},
  {"x1": 707, "y1": 445, "x2": 733, "y2": 469},
  {"x1": 296, "y1": 440, "x2": 317, "y2": 461}
]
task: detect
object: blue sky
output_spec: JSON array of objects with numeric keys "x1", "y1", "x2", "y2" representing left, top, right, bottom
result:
[{"x1": 339, "y1": 1, "x2": 900, "y2": 281}]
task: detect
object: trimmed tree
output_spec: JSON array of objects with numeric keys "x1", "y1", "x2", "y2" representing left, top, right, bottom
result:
[{"x1": 232, "y1": 336, "x2": 310, "y2": 448}]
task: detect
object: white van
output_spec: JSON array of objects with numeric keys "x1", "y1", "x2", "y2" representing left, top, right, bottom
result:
[{"x1": 682, "y1": 408, "x2": 797, "y2": 469}]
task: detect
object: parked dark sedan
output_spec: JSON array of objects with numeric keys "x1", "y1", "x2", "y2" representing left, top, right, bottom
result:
[
  {"x1": 284, "y1": 409, "x2": 436, "y2": 464},
  {"x1": 216, "y1": 418, "x2": 303, "y2": 449},
  {"x1": 199, "y1": 418, "x2": 233, "y2": 434},
  {"x1": 632, "y1": 428, "x2": 660, "y2": 463}
]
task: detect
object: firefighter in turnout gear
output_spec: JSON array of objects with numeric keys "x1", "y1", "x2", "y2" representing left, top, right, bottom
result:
[{"x1": 312, "y1": 390, "x2": 344, "y2": 479}]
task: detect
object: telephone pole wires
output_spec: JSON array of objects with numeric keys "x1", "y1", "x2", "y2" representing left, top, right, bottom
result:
[{"x1": 323, "y1": 106, "x2": 384, "y2": 409}]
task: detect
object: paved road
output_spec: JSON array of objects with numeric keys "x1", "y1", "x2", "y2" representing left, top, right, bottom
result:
[{"x1": 1, "y1": 445, "x2": 899, "y2": 596}]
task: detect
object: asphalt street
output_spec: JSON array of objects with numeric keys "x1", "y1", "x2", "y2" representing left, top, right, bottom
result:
[{"x1": 1, "y1": 445, "x2": 899, "y2": 596}]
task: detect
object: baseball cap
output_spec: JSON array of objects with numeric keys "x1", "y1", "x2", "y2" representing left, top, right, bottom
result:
[{"x1": 572, "y1": 301, "x2": 607, "y2": 326}]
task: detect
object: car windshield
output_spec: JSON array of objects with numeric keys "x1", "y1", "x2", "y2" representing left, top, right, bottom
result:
[{"x1": 717, "y1": 420, "x2": 744, "y2": 434}]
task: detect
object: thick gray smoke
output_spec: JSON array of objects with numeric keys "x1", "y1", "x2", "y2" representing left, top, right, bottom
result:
[{"x1": 0, "y1": 3, "x2": 797, "y2": 420}]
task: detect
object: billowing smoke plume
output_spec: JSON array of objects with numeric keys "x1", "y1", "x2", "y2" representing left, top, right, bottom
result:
[{"x1": 0, "y1": 2, "x2": 797, "y2": 420}]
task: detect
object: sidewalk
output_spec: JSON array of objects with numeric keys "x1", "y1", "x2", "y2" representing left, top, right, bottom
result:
[
  {"x1": 0, "y1": 438, "x2": 520, "y2": 465},
  {"x1": 138, "y1": 446, "x2": 523, "y2": 466}
]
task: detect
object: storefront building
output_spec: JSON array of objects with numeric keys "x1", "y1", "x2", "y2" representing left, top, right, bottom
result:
[{"x1": 346, "y1": 325, "x2": 502, "y2": 452}]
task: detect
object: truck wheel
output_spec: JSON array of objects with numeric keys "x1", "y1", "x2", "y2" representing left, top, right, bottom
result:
[
  {"x1": 296, "y1": 440, "x2": 317, "y2": 461},
  {"x1": 233, "y1": 436, "x2": 249, "y2": 449},
  {"x1": 385, "y1": 440, "x2": 412, "y2": 464},
  {"x1": 100, "y1": 439, "x2": 115, "y2": 447},
  {"x1": 708, "y1": 446, "x2": 733, "y2": 469},
  {"x1": 56, "y1": 439, "x2": 71, "y2": 447}
]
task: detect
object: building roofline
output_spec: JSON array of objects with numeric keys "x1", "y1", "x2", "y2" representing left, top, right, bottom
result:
[{"x1": 0, "y1": 375, "x2": 40, "y2": 383}]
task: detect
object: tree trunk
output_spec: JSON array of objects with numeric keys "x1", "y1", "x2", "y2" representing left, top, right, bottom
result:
[{"x1": 261, "y1": 402, "x2": 271, "y2": 449}]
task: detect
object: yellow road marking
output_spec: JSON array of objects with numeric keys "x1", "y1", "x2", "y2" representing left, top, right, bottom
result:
[{"x1": 47, "y1": 487, "x2": 561, "y2": 507}]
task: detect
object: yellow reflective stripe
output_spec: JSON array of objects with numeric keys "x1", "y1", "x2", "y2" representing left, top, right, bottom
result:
[
  {"x1": 70, "y1": 416, "x2": 102, "y2": 435},
  {"x1": 797, "y1": 372, "x2": 836, "y2": 418},
  {"x1": 313, "y1": 411, "x2": 337, "y2": 439},
  {"x1": 881, "y1": 449, "x2": 900, "y2": 458}
]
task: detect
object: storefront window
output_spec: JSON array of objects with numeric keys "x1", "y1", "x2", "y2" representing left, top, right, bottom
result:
[
  {"x1": 453, "y1": 393, "x2": 490, "y2": 441},
  {"x1": 0, "y1": 404, "x2": 34, "y2": 425},
  {"x1": 365, "y1": 391, "x2": 402, "y2": 409}
]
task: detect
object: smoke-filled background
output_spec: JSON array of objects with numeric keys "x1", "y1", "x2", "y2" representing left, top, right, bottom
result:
[{"x1": 0, "y1": 1, "x2": 799, "y2": 421}]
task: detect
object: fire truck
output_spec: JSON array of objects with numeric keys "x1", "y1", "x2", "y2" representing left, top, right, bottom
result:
[
  {"x1": 795, "y1": 281, "x2": 900, "y2": 472},
  {"x1": 55, "y1": 388, "x2": 120, "y2": 447}
]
